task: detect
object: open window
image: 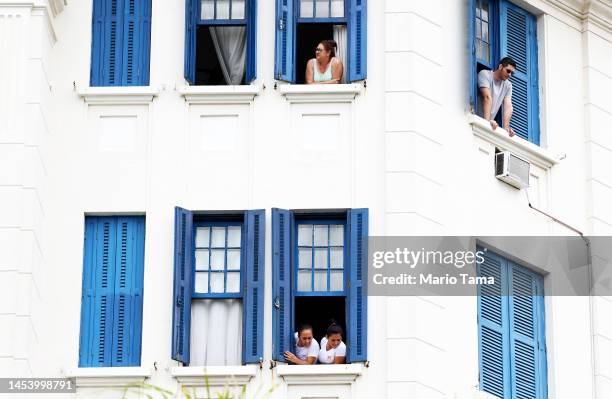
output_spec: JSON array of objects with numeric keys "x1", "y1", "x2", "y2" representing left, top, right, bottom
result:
[
  {"x1": 469, "y1": 0, "x2": 540, "y2": 144},
  {"x1": 171, "y1": 208, "x2": 264, "y2": 366},
  {"x1": 275, "y1": 0, "x2": 367, "y2": 83},
  {"x1": 272, "y1": 209, "x2": 368, "y2": 363},
  {"x1": 184, "y1": 0, "x2": 257, "y2": 85}
]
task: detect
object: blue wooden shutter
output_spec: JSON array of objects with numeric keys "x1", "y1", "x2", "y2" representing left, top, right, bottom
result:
[
  {"x1": 172, "y1": 207, "x2": 194, "y2": 364},
  {"x1": 80, "y1": 218, "x2": 117, "y2": 367},
  {"x1": 91, "y1": 0, "x2": 124, "y2": 86},
  {"x1": 348, "y1": 0, "x2": 367, "y2": 81},
  {"x1": 499, "y1": 1, "x2": 540, "y2": 144},
  {"x1": 508, "y1": 262, "x2": 547, "y2": 399},
  {"x1": 245, "y1": 0, "x2": 257, "y2": 83},
  {"x1": 184, "y1": 0, "x2": 198, "y2": 84},
  {"x1": 274, "y1": 0, "x2": 295, "y2": 82},
  {"x1": 272, "y1": 208, "x2": 292, "y2": 361},
  {"x1": 111, "y1": 217, "x2": 145, "y2": 366},
  {"x1": 91, "y1": 0, "x2": 150, "y2": 86},
  {"x1": 243, "y1": 209, "x2": 265, "y2": 363},
  {"x1": 469, "y1": 0, "x2": 477, "y2": 111},
  {"x1": 478, "y1": 249, "x2": 511, "y2": 398},
  {"x1": 121, "y1": 0, "x2": 151, "y2": 85},
  {"x1": 348, "y1": 208, "x2": 368, "y2": 362}
]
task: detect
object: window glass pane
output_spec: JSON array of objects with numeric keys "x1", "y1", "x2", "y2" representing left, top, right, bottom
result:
[
  {"x1": 482, "y1": 22, "x2": 489, "y2": 43},
  {"x1": 314, "y1": 225, "x2": 328, "y2": 246},
  {"x1": 195, "y1": 227, "x2": 210, "y2": 247},
  {"x1": 298, "y1": 270, "x2": 312, "y2": 291},
  {"x1": 476, "y1": 21, "x2": 482, "y2": 40},
  {"x1": 300, "y1": 0, "x2": 313, "y2": 18},
  {"x1": 330, "y1": 248, "x2": 343, "y2": 269},
  {"x1": 226, "y1": 272, "x2": 240, "y2": 293},
  {"x1": 217, "y1": 0, "x2": 230, "y2": 19},
  {"x1": 482, "y1": 2, "x2": 489, "y2": 21},
  {"x1": 195, "y1": 272, "x2": 209, "y2": 293},
  {"x1": 227, "y1": 249, "x2": 241, "y2": 270},
  {"x1": 211, "y1": 227, "x2": 225, "y2": 247},
  {"x1": 227, "y1": 226, "x2": 241, "y2": 247},
  {"x1": 195, "y1": 249, "x2": 210, "y2": 271},
  {"x1": 315, "y1": 0, "x2": 329, "y2": 18},
  {"x1": 231, "y1": 0, "x2": 245, "y2": 19},
  {"x1": 314, "y1": 248, "x2": 327, "y2": 268},
  {"x1": 210, "y1": 272, "x2": 224, "y2": 293},
  {"x1": 299, "y1": 248, "x2": 312, "y2": 268},
  {"x1": 210, "y1": 249, "x2": 225, "y2": 270},
  {"x1": 314, "y1": 270, "x2": 327, "y2": 291},
  {"x1": 331, "y1": 0, "x2": 344, "y2": 17},
  {"x1": 329, "y1": 225, "x2": 344, "y2": 246},
  {"x1": 201, "y1": 0, "x2": 215, "y2": 19},
  {"x1": 330, "y1": 270, "x2": 343, "y2": 291},
  {"x1": 298, "y1": 225, "x2": 312, "y2": 246}
]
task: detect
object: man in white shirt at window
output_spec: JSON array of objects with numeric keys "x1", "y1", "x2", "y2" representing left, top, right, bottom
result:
[
  {"x1": 284, "y1": 325, "x2": 319, "y2": 365},
  {"x1": 478, "y1": 57, "x2": 517, "y2": 137}
]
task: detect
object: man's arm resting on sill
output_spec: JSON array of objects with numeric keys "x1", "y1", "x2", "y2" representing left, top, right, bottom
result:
[
  {"x1": 503, "y1": 96, "x2": 515, "y2": 137},
  {"x1": 479, "y1": 87, "x2": 498, "y2": 131}
]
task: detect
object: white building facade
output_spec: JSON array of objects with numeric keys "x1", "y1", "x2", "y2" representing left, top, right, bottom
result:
[{"x1": 0, "y1": 0, "x2": 611, "y2": 398}]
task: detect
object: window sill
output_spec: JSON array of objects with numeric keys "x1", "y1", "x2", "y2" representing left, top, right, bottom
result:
[
  {"x1": 171, "y1": 365, "x2": 258, "y2": 386},
  {"x1": 77, "y1": 86, "x2": 159, "y2": 105},
  {"x1": 178, "y1": 85, "x2": 262, "y2": 104},
  {"x1": 469, "y1": 114, "x2": 560, "y2": 169},
  {"x1": 64, "y1": 367, "x2": 152, "y2": 387},
  {"x1": 276, "y1": 364, "x2": 363, "y2": 385},
  {"x1": 278, "y1": 83, "x2": 363, "y2": 103}
]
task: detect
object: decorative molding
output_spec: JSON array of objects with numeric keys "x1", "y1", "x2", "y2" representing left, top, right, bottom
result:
[
  {"x1": 178, "y1": 85, "x2": 262, "y2": 105},
  {"x1": 468, "y1": 114, "x2": 561, "y2": 170},
  {"x1": 276, "y1": 364, "x2": 363, "y2": 385},
  {"x1": 171, "y1": 366, "x2": 258, "y2": 387},
  {"x1": 278, "y1": 83, "x2": 363, "y2": 103},
  {"x1": 64, "y1": 367, "x2": 152, "y2": 388},
  {"x1": 77, "y1": 86, "x2": 160, "y2": 105}
]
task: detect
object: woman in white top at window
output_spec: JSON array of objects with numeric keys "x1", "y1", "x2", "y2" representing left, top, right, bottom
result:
[
  {"x1": 318, "y1": 321, "x2": 346, "y2": 364},
  {"x1": 284, "y1": 324, "x2": 319, "y2": 365},
  {"x1": 305, "y1": 40, "x2": 344, "y2": 85}
]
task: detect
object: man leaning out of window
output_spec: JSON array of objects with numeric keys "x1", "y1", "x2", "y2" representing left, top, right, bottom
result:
[{"x1": 478, "y1": 56, "x2": 517, "y2": 137}]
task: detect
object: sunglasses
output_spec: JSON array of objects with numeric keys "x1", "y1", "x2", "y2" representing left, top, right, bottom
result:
[
  {"x1": 504, "y1": 68, "x2": 514, "y2": 76},
  {"x1": 315, "y1": 47, "x2": 324, "y2": 52}
]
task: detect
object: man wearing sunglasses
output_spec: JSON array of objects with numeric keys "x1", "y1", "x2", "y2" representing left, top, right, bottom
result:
[{"x1": 478, "y1": 57, "x2": 517, "y2": 137}]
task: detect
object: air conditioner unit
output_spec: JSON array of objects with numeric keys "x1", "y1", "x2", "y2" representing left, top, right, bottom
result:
[{"x1": 495, "y1": 151, "x2": 530, "y2": 189}]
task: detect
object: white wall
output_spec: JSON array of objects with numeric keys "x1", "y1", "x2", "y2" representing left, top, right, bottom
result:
[{"x1": 1, "y1": 0, "x2": 611, "y2": 398}]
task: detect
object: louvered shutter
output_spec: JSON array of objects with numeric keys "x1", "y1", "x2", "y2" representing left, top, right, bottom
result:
[
  {"x1": 347, "y1": 209, "x2": 368, "y2": 362},
  {"x1": 121, "y1": 0, "x2": 151, "y2": 85},
  {"x1": 478, "y1": 249, "x2": 511, "y2": 399},
  {"x1": 274, "y1": 0, "x2": 295, "y2": 82},
  {"x1": 245, "y1": 0, "x2": 257, "y2": 83},
  {"x1": 499, "y1": 1, "x2": 540, "y2": 144},
  {"x1": 172, "y1": 207, "x2": 194, "y2": 364},
  {"x1": 243, "y1": 210, "x2": 265, "y2": 363},
  {"x1": 91, "y1": 0, "x2": 124, "y2": 86},
  {"x1": 111, "y1": 217, "x2": 145, "y2": 366},
  {"x1": 272, "y1": 208, "x2": 292, "y2": 361},
  {"x1": 508, "y1": 262, "x2": 546, "y2": 399},
  {"x1": 80, "y1": 218, "x2": 117, "y2": 366},
  {"x1": 184, "y1": 0, "x2": 198, "y2": 84},
  {"x1": 348, "y1": 0, "x2": 367, "y2": 81}
]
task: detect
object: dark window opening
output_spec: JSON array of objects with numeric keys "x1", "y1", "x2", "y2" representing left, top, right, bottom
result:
[
  {"x1": 195, "y1": 26, "x2": 246, "y2": 86},
  {"x1": 294, "y1": 296, "x2": 346, "y2": 344},
  {"x1": 295, "y1": 23, "x2": 334, "y2": 84}
]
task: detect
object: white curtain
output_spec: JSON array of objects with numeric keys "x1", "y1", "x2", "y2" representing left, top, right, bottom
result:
[
  {"x1": 333, "y1": 25, "x2": 347, "y2": 83},
  {"x1": 209, "y1": 26, "x2": 247, "y2": 85},
  {"x1": 190, "y1": 299, "x2": 242, "y2": 366}
]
